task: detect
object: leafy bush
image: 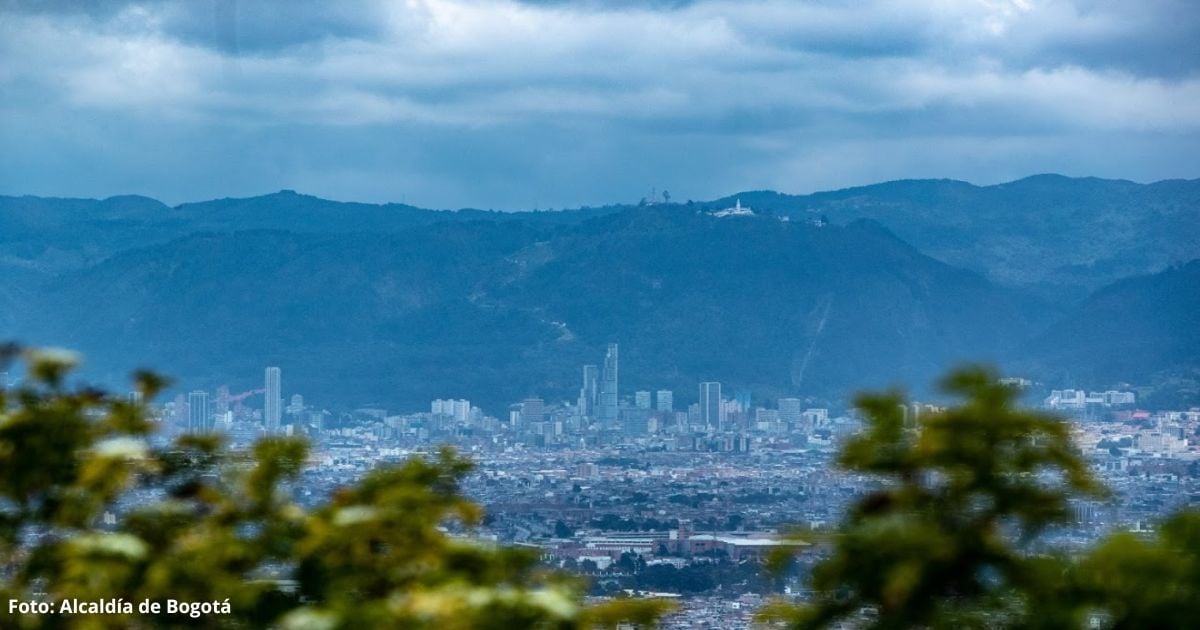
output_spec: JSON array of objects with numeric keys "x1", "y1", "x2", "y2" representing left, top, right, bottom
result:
[{"x1": 762, "y1": 365, "x2": 1200, "y2": 629}]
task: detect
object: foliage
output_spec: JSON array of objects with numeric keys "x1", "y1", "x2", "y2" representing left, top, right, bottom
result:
[
  {"x1": 0, "y1": 345, "x2": 669, "y2": 628},
  {"x1": 761, "y1": 365, "x2": 1200, "y2": 629},
  {"x1": 587, "y1": 514, "x2": 677, "y2": 533},
  {"x1": 632, "y1": 559, "x2": 771, "y2": 596},
  {"x1": 1069, "y1": 510, "x2": 1200, "y2": 628}
]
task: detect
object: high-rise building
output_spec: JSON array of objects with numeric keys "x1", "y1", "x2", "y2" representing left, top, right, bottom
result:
[
  {"x1": 452, "y1": 399, "x2": 471, "y2": 424},
  {"x1": 756, "y1": 408, "x2": 781, "y2": 432},
  {"x1": 287, "y1": 394, "x2": 304, "y2": 414},
  {"x1": 578, "y1": 364, "x2": 599, "y2": 417},
  {"x1": 433, "y1": 399, "x2": 471, "y2": 423},
  {"x1": 699, "y1": 382, "x2": 723, "y2": 430},
  {"x1": 188, "y1": 390, "x2": 212, "y2": 434},
  {"x1": 778, "y1": 398, "x2": 803, "y2": 431},
  {"x1": 635, "y1": 390, "x2": 652, "y2": 409},
  {"x1": 521, "y1": 398, "x2": 545, "y2": 427},
  {"x1": 598, "y1": 343, "x2": 619, "y2": 425},
  {"x1": 264, "y1": 367, "x2": 282, "y2": 434},
  {"x1": 803, "y1": 408, "x2": 829, "y2": 430},
  {"x1": 656, "y1": 389, "x2": 673, "y2": 412},
  {"x1": 622, "y1": 408, "x2": 650, "y2": 436}
]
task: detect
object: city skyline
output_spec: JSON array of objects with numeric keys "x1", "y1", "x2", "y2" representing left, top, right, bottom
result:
[{"x1": 152, "y1": 344, "x2": 1147, "y2": 452}]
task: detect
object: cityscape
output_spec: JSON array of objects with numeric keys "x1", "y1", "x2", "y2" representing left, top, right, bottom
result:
[
  {"x1": 53, "y1": 343, "x2": 1193, "y2": 627},
  {"x1": 2, "y1": 0, "x2": 1198, "y2": 627}
]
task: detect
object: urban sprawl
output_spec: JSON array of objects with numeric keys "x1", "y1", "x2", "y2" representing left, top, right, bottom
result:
[{"x1": 10, "y1": 347, "x2": 1196, "y2": 628}]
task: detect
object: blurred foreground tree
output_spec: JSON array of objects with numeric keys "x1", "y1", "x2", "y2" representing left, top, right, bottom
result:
[
  {"x1": 761, "y1": 366, "x2": 1200, "y2": 629},
  {"x1": 0, "y1": 345, "x2": 669, "y2": 629}
]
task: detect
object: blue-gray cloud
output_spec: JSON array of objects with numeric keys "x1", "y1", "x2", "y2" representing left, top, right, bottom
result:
[{"x1": 0, "y1": 0, "x2": 1197, "y2": 209}]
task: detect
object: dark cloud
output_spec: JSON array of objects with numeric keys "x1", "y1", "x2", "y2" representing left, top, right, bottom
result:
[
  {"x1": 0, "y1": 0, "x2": 1196, "y2": 208},
  {"x1": 2, "y1": 0, "x2": 385, "y2": 52},
  {"x1": 164, "y1": 1, "x2": 387, "y2": 54},
  {"x1": 967, "y1": 0, "x2": 1200, "y2": 78}
]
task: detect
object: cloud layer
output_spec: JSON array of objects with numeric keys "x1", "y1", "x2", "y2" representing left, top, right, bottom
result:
[{"x1": 1, "y1": 0, "x2": 1197, "y2": 208}]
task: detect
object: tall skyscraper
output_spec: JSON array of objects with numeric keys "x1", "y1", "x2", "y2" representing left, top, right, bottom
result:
[
  {"x1": 635, "y1": 390, "x2": 652, "y2": 409},
  {"x1": 655, "y1": 389, "x2": 674, "y2": 412},
  {"x1": 598, "y1": 343, "x2": 619, "y2": 425},
  {"x1": 699, "y1": 381, "x2": 723, "y2": 430},
  {"x1": 188, "y1": 390, "x2": 211, "y2": 434},
  {"x1": 264, "y1": 367, "x2": 282, "y2": 434},
  {"x1": 578, "y1": 364, "x2": 598, "y2": 417}
]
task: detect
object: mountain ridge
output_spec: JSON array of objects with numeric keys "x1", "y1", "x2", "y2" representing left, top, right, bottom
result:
[
  {"x1": 8, "y1": 207, "x2": 1054, "y2": 411},
  {"x1": 5, "y1": 173, "x2": 1196, "y2": 294},
  {"x1": 3, "y1": 175, "x2": 1197, "y2": 409}
]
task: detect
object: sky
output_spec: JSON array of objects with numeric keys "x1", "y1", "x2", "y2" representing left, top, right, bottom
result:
[{"x1": 1, "y1": 0, "x2": 1198, "y2": 210}]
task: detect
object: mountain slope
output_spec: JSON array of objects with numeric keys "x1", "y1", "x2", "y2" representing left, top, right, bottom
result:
[
  {"x1": 11, "y1": 207, "x2": 1051, "y2": 411},
  {"x1": 1024, "y1": 259, "x2": 1200, "y2": 390},
  {"x1": 13, "y1": 222, "x2": 551, "y2": 407},
  {"x1": 5, "y1": 176, "x2": 1197, "y2": 409},
  {"x1": 491, "y1": 208, "x2": 1052, "y2": 401},
  {"x1": 710, "y1": 175, "x2": 1200, "y2": 297},
  {"x1": 6, "y1": 174, "x2": 1197, "y2": 298}
]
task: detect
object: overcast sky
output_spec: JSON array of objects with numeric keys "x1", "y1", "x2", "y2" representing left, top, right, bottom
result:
[{"x1": 1, "y1": 0, "x2": 1197, "y2": 209}]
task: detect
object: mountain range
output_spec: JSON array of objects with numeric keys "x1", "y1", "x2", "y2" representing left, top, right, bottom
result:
[
  {"x1": 2, "y1": 175, "x2": 1197, "y2": 411},
  {"x1": 705, "y1": 175, "x2": 1200, "y2": 299}
]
